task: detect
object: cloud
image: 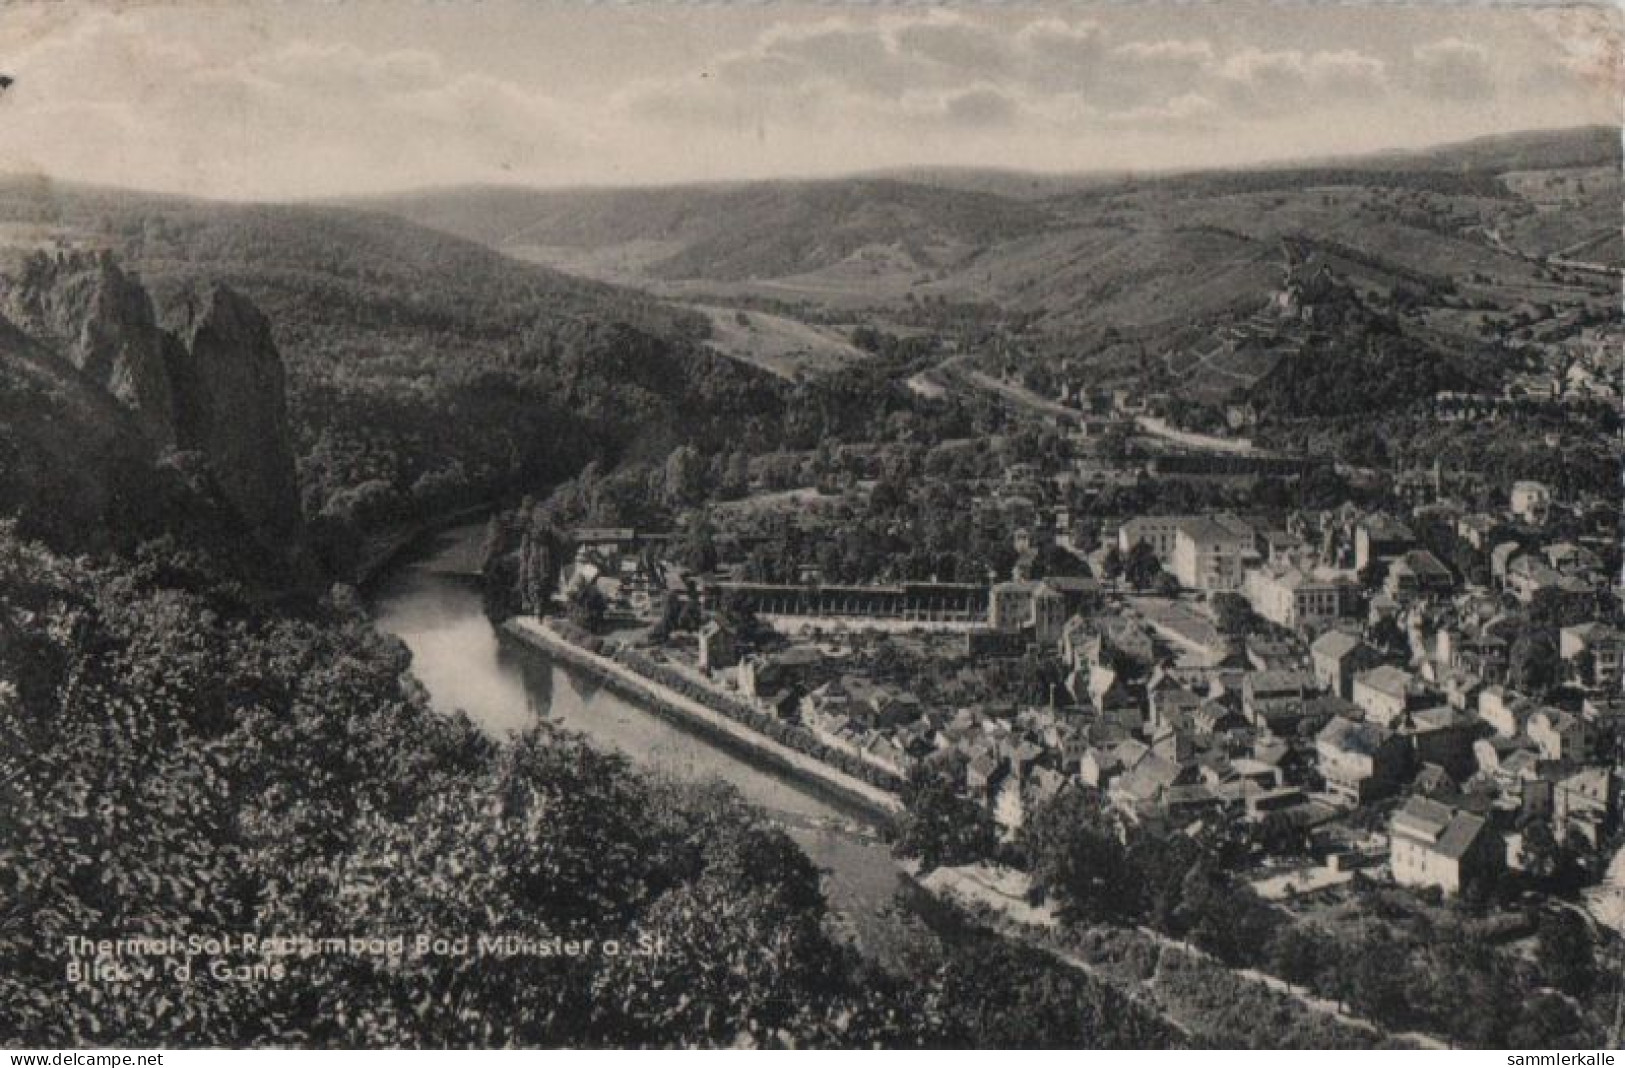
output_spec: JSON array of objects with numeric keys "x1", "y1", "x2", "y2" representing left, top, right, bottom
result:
[
  {"x1": 0, "y1": 9, "x2": 585, "y2": 196},
  {"x1": 620, "y1": 12, "x2": 1404, "y2": 139},
  {"x1": 941, "y1": 86, "x2": 1021, "y2": 128},
  {"x1": 1215, "y1": 48, "x2": 1389, "y2": 114},
  {"x1": 1409, "y1": 38, "x2": 1495, "y2": 100},
  {"x1": 0, "y1": 4, "x2": 1612, "y2": 195}
]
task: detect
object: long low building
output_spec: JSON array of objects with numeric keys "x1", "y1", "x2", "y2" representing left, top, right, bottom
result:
[{"x1": 701, "y1": 580, "x2": 989, "y2": 622}]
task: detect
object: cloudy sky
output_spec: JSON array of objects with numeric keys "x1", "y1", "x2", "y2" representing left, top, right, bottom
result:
[{"x1": 0, "y1": 1, "x2": 1617, "y2": 199}]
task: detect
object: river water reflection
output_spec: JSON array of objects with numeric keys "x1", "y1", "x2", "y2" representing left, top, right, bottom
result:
[{"x1": 370, "y1": 526, "x2": 906, "y2": 940}]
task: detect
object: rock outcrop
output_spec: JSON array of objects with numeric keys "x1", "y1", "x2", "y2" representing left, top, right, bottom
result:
[
  {"x1": 0, "y1": 249, "x2": 302, "y2": 543},
  {"x1": 164, "y1": 284, "x2": 302, "y2": 542},
  {"x1": 0, "y1": 250, "x2": 180, "y2": 445}
]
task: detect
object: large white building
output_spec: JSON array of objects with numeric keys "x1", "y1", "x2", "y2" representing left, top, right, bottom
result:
[
  {"x1": 1245, "y1": 564, "x2": 1343, "y2": 629},
  {"x1": 1389, "y1": 796, "x2": 1499, "y2": 897},
  {"x1": 1171, "y1": 516, "x2": 1254, "y2": 592},
  {"x1": 988, "y1": 580, "x2": 1069, "y2": 645},
  {"x1": 1116, "y1": 516, "x2": 1186, "y2": 561},
  {"x1": 1353, "y1": 665, "x2": 1421, "y2": 727}
]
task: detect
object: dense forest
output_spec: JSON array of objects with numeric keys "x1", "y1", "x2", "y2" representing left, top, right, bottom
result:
[{"x1": 0, "y1": 522, "x2": 1182, "y2": 1047}]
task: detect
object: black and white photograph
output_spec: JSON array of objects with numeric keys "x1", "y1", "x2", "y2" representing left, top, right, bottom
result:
[{"x1": 0, "y1": 0, "x2": 1621, "y2": 1052}]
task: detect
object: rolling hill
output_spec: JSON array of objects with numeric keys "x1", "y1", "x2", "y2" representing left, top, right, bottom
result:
[
  {"x1": 361, "y1": 125, "x2": 1618, "y2": 351},
  {"x1": 365, "y1": 178, "x2": 1055, "y2": 283}
]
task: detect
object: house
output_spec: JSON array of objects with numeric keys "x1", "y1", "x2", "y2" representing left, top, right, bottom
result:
[
  {"x1": 1456, "y1": 513, "x2": 1500, "y2": 551},
  {"x1": 966, "y1": 751, "x2": 1008, "y2": 804},
  {"x1": 1067, "y1": 614, "x2": 1156, "y2": 670},
  {"x1": 1389, "y1": 796, "x2": 1501, "y2": 896},
  {"x1": 1172, "y1": 516, "x2": 1254, "y2": 591},
  {"x1": 1081, "y1": 738, "x2": 1147, "y2": 789},
  {"x1": 1560, "y1": 623, "x2": 1623, "y2": 689},
  {"x1": 1448, "y1": 631, "x2": 1510, "y2": 685},
  {"x1": 1552, "y1": 767, "x2": 1617, "y2": 849},
  {"x1": 1509, "y1": 481, "x2": 1552, "y2": 524},
  {"x1": 1504, "y1": 555, "x2": 1590, "y2": 605},
  {"x1": 1526, "y1": 708, "x2": 1591, "y2": 763},
  {"x1": 1355, "y1": 514, "x2": 1416, "y2": 571},
  {"x1": 989, "y1": 581, "x2": 1037, "y2": 633},
  {"x1": 1490, "y1": 541, "x2": 1524, "y2": 585},
  {"x1": 1353, "y1": 665, "x2": 1424, "y2": 728},
  {"x1": 1477, "y1": 686, "x2": 1536, "y2": 738},
  {"x1": 1245, "y1": 564, "x2": 1344, "y2": 630},
  {"x1": 1310, "y1": 630, "x2": 1383, "y2": 699},
  {"x1": 1149, "y1": 684, "x2": 1206, "y2": 738},
  {"x1": 697, "y1": 620, "x2": 739, "y2": 672},
  {"x1": 1043, "y1": 575, "x2": 1104, "y2": 617},
  {"x1": 1117, "y1": 516, "x2": 1185, "y2": 561},
  {"x1": 1108, "y1": 750, "x2": 1196, "y2": 817},
  {"x1": 1384, "y1": 550, "x2": 1454, "y2": 602},
  {"x1": 1317, "y1": 716, "x2": 1410, "y2": 803},
  {"x1": 1473, "y1": 734, "x2": 1538, "y2": 783},
  {"x1": 1031, "y1": 583, "x2": 1069, "y2": 645},
  {"x1": 989, "y1": 580, "x2": 1070, "y2": 645},
  {"x1": 1397, "y1": 706, "x2": 1479, "y2": 779},
  {"x1": 1545, "y1": 542, "x2": 1603, "y2": 580},
  {"x1": 1246, "y1": 633, "x2": 1305, "y2": 671},
  {"x1": 1086, "y1": 665, "x2": 1138, "y2": 718},
  {"x1": 1242, "y1": 669, "x2": 1318, "y2": 734}
]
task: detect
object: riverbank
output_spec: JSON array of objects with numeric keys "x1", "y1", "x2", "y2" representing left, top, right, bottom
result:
[
  {"x1": 501, "y1": 617, "x2": 905, "y2": 822},
  {"x1": 353, "y1": 504, "x2": 495, "y2": 589}
]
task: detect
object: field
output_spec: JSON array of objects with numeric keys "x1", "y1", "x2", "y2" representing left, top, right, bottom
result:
[{"x1": 684, "y1": 303, "x2": 869, "y2": 379}]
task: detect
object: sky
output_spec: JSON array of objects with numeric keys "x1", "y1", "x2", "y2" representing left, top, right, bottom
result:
[{"x1": 0, "y1": 1, "x2": 1618, "y2": 200}]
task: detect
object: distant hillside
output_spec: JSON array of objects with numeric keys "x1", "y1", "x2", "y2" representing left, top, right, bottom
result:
[
  {"x1": 365, "y1": 179, "x2": 1054, "y2": 281},
  {"x1": 359, "y1": 126, "x2": 1615, "y2": 345},
  {"x1": 1359, "y1": 124, "x2": 1621, "y2": 174}
]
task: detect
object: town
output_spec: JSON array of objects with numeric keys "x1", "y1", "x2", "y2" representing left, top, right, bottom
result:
[
  {"x1": 523, "y1": 446, "x2": 1619, "y2": 898},
  {"x1": 2, "y1": 7, "x2": 1618, "y2": 1045},
  {"x1": 446, "y1": 216, "x2": 1619, "y2": 1044}
]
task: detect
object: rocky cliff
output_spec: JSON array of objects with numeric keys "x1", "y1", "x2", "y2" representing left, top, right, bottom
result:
[
  {"x1": 164, "y1": 283, "x2": 302, "y2": 542},
  {"x1": 0, "y1": 250, "x2": 179, "y2": 445},
  {"x1": 0, "y1": 249, "x2": 302, "y2": 545}
]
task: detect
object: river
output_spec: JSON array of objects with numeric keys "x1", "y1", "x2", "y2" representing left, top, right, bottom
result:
[{"x1": 370, "y1": 525, "x2": 907, "y2": 944}]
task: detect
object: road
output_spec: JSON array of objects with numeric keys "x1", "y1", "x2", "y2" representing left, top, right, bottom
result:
[{"x1": 1133, "y1": 415, "x2": 1261, "y2": 455}]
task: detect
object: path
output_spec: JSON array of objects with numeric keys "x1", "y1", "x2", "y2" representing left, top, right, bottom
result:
[
  {"x1": 1133, "y1": 415, "x2": 1260, "y2": 456},
  {"x1": 919, "y1": 858, "x2": 1451, "y2": 1049}
]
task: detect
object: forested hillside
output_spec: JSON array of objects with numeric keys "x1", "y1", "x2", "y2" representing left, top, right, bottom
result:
[{"x1": 0, "y1": 179, "x2": 797, "y2": 569}]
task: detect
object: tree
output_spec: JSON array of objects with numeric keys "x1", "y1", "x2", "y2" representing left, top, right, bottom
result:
[
  {"x1": 1022, "y1": 789, "x2": 1140, "y2": 925},
  {"x1": 1210, "y1": 592, "x2": 1255, "y2": 636},
  {"x1": 893, "y1": 758, "x2": 998, "y2": 872},
  {"x1": 1368, "y1": 614, "x2": 1407, "y2": 658},
  {"x1": 1268, "y1": 924, "x2": 1327, "y2": 988},
  {"x1": 675, "y1": 510, "x2": 720, "y2": 573},
  {"x1": 1101, "y1": 545, "x2": 1124, "y2": 582},
  {"x1": 661, "y1": 444, "x2": 707, "y2": 508},
  {"x1": 1531, "y1": 587, "x2": 1596, "y2": 628},
  {"x1": 566, "y1": 581, "x2": 607, "y2": 632},
  {"x1": 1123, "y1": 540, "x2": 1163, "y2": 591},
  {"x1": 1509, "y1": 628, "x2": 1561, "y2": 697},
  {"x1": 1536, "y1": 910, "x2": 1596, "y2": 997},
  {"x1": 1151, "y1": 570, "x2": 1182, "y2": 598}
]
